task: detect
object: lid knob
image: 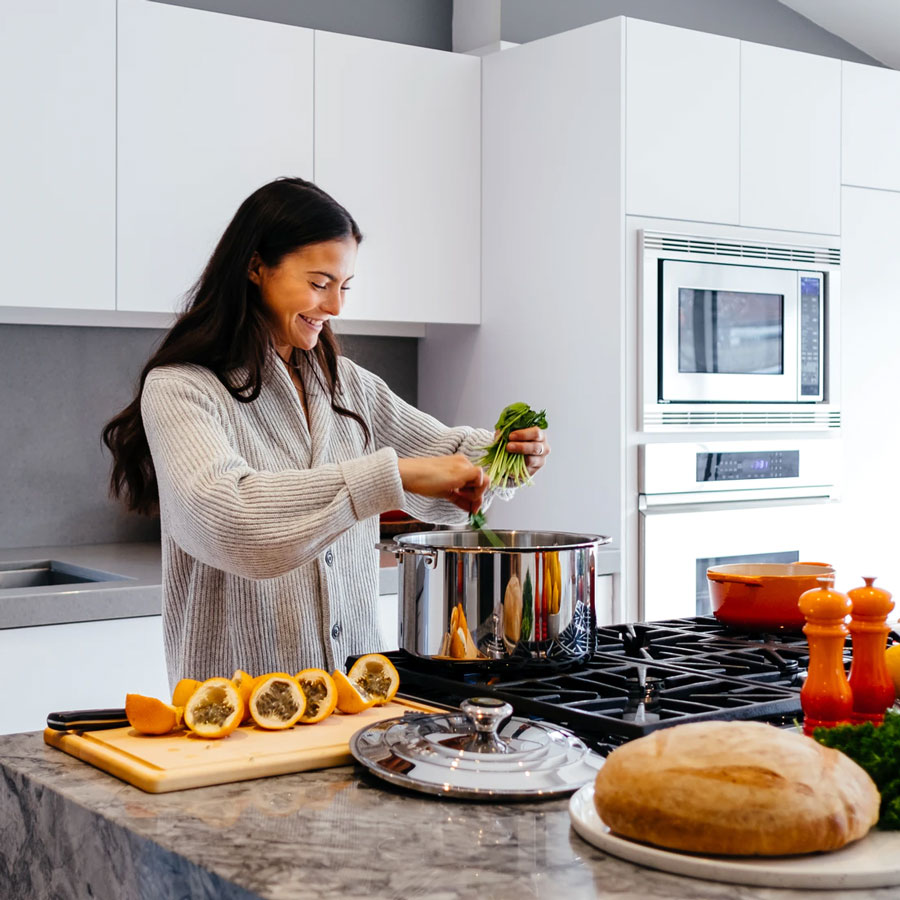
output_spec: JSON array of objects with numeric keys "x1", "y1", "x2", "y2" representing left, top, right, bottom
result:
[{"x1": 460, "y1": 697, "x2": 513, "y2": 754}]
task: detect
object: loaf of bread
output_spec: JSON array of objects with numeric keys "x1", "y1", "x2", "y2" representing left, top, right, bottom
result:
[{"x1": 594, "y1": 721, "x2": 880, "y2": 856}]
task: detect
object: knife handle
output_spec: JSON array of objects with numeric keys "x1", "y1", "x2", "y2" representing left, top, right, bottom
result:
[{"x1": 46, "y1": 708, "x2": 128, "y2": 731}]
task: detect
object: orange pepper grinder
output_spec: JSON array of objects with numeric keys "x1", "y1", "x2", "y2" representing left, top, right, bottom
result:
[
  {"x1": 799, "y1": 575, "x2": 853, "y2": 736},
  {"x1": 848, "y1": 576, "x2": 895, "y2": 725}
]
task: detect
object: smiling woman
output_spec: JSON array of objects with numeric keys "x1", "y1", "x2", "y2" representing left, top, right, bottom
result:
[{"x1": 101, "y1": 177, "x2": 550, "y2": 686}]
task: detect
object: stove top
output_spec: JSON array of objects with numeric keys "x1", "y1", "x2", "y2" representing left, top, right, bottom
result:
[{"x1": 351, "y1": 616, "x2": 899, "y2": 756}]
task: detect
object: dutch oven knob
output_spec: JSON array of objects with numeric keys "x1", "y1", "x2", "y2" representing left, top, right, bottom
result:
[{"x1": 460, "y1": 697, "x2": 514, "y2": 754}]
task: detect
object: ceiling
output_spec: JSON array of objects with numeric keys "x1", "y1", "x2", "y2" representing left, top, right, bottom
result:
[{"x1": 778, "y1": 0, "x2": 900, "y2": 69}]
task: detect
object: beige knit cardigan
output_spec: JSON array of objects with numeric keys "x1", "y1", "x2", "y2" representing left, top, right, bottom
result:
[{"x1": 141, "y1": 349, "x2": 493, "y2": 688}]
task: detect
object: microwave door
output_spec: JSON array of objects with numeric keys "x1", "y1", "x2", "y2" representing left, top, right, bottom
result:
[{"x1": 659, "y1": 261, "x2": 799, "y2": 404}]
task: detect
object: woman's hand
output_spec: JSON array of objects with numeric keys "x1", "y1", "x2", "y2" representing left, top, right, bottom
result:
[
  {"x1": 503, "y1": 426, "x2": 550, "y2": 478},
  {"x1": 397, "y1": 454, "x2": 490, "y2": 514}
]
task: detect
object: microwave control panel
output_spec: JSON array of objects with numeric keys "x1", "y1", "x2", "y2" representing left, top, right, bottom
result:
[
  {"x1": 696, "y1": 450, "x2": 801, "y2": 482},
  {"x1": 799, "y1": 274, "x2": 823, "y2": 398}
]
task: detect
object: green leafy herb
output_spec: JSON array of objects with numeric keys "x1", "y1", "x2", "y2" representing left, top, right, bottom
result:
[
  {"x1": 476, "y1": 402, "x2": 549, "y2": 489},
  {"x1": 813, "y1": 711, "x2": 900, "y2": 829},
  {"x1": 468, "y1": 509, "x2": 504, "y2": 548}
]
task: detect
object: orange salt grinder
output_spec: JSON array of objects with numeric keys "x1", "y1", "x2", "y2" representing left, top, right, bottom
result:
[
  {"x1": 848, "y1": 576, "x2": 895, "y2": 725},
  {"x1": 799, "y1": 576, "x2": 853, "y2": 736}
]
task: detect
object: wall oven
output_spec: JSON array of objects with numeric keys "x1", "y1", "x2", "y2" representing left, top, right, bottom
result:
[
  {"x1": 640, "y1": 230, "x2": 841, "y2": 431},
  {"x1": 639, "y1": 440, "x2": 840, "y2": 621}
]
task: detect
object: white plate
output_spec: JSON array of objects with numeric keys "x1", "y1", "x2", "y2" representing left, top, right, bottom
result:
[{"x1": 569, "y1": 783, "x2": 900, "y2": 890}]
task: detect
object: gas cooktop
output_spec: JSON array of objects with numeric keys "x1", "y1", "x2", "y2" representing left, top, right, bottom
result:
[{"x1": 351, "y1": 615, "x2": 898, "y2": 756}]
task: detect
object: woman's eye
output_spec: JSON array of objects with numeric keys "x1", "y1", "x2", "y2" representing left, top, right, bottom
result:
[
  {"x1": 340, "y1": 285, "x2": 351, "y2": 292},
  {"x1": 311, "y1": 282, "x2": 327, "y2": 290}
]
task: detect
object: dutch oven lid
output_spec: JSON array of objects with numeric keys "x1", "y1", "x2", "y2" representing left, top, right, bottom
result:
[{"x1": 349, "y1": 697, "x2": 604, "y2": 800}]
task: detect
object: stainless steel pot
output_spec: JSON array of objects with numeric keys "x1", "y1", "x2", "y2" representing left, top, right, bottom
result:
[{"x1": 392, "y1": 530, "x2": 610, "y2": 666}]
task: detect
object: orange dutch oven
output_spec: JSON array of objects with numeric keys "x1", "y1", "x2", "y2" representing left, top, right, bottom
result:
[{"x1": 706, "y1": 562, "x2": 835, "y2": 630}]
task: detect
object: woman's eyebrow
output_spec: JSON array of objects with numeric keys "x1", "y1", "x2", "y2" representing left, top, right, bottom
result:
[{"x1": 308, "y1": 270, "x2": 355, "y2": 282}]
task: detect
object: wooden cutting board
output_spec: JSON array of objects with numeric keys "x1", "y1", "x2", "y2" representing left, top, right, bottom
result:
[{"x1": 44, "y1": 699, "x2": 440, "y2": 793}]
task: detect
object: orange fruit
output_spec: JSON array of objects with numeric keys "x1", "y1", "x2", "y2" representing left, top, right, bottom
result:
[
  {"x1": 231, "y1": 669, "x2": 256, "y2": 722},
  {"x1": 249, "y1": 673, "x2": 306, "y2": 730},
  {"x1": 885, "y1": 645, "x2": 900, "y2": 699},
  {"x1": 332, "y1": 669, "x2": 377, "y2": 714},
  {"x1": 295, "y1": 668, "x2": 338, "y2": 724},
  {"x1": 125, "y1": 693, "x2": 183, "y2": 735},
  {"x1": 171, "y1": 678, "x2": 200, "y2": 708},
  {"x1": 183, "y1": 677, "x2": 244, "y2": 739},
  {"x1": 348, "y1": 653, "x2": 400, "y2": 705}
]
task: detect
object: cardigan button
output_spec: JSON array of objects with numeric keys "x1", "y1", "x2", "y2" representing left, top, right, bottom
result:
[
  {"x1": 325, "y1": 549, "x2": 334, "y2": 567},
  {"x1": 331, "y1": 623, "x2": 342, "y2": 639}
]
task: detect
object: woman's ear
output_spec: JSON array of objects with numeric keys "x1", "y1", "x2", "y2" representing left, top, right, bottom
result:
[{"x1": 247, "y1": 252, "x2": 262, "y2": 286}]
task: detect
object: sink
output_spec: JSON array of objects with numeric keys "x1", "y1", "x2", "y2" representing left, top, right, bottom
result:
[{"x1": 0, "y1": 560, "x2": 130, "y2": 590}]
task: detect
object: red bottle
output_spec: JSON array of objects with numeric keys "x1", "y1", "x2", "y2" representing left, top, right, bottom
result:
[
  {"x1": 848, "y1": 576, "x2": 895, "y2": 725},
  {"x1": 800, "y1": 576, "x2": 853, "y2": 736}
]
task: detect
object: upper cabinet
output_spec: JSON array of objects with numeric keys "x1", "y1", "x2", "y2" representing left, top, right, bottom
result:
[
  {"x1": 117, "y1": 0, "x2": 314, "y2": 314},
  {"x1": 626, "y1": 19, "x2": 740, "y2": 225},
  {"x1": 314, "y1": 31, "x2": 481, "y2": 325},
  {"x1": 843, "y1": 62, "x2": 900, "y2": 192},
  {"x1": 740, "y1": 42, "x2": 841, "y2": 235},
  {"x1": 1, "y1": 1, "x2": 115, "y2": 311}
]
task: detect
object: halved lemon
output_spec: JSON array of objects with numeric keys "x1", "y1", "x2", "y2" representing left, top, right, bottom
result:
[
  {"x1": 183, "y1": 677, "x2": 244, "y2": 739},
  {"x1": 295, "y1": 668, "x2": 338, "y2": 724},
  {"x1": 125, "y1": 693, "x2": 183, "y2": 735},
  {"x1": 171, "y1": 678, "x2": 200, "y2": 708},
  {"x1": 347, "y1": 653, "x2": 400, "y2": 705},
  {"x1": 332, "y1": 669, "x2": 377, "y2": 714},
  {"x1": 249, "y1": 673, "x2": 306, "y2": 730},
  {"x1": 231, "y1": 669, "x2": 256, "y2": 722}
]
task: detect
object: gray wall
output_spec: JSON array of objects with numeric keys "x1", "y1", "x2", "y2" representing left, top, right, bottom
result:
[
  {"x1": 500, "y1": 0, "x2": 884, "y2": 65},
  {"x1": 153, "y1": 0, "x2": 453, "y2": 49},
  {"x1": 0, "y1": 325, "x2": 417, "y2": 550}
]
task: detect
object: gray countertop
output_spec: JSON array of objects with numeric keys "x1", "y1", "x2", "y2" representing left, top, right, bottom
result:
[
  {"x1": 0, "y1": 729, "x2": 889, "y2": 900},
  {"x1": 0, "y1": 541, "x2": 162, "y2": 629}
]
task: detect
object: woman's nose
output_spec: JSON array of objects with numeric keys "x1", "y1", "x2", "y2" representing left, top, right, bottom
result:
[{"x1": 321, "y1": 287, "x2": 343, "y2": 316}]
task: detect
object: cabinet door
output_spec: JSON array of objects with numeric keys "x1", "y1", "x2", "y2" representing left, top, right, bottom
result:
[
  {"x1": 117, "y1": 0, "x2": 313, "y2": 314},
  {"x1": 843, "y1": 62, "x2": 900, "y2": 192},
  {"x1": 833, "y1": 187, "x2": 900, "y2": 590},
  {"x1": 625, "y1": 19, "x2": 740, "y2": 224},
  {"x1": 0, "y1": 1, "x2": 115, "y2": 310},
  {"x1": 315, "y1": 32, "x2": 480, "y2": 324},
  {"x1": 0, "y1": 616, "x2": 168, "y2": 736},
  {"x1": 740, "y1": 42, "x2": 840, "y2": 234}
]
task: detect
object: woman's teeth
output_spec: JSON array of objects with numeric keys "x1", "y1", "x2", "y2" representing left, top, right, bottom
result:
[{"x1": 299, "y1": 314, "x2": 323, "y2": 329}]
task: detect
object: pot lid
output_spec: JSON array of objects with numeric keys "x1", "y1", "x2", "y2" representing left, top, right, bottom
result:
[{"x1": 349, "y1": 697, "x2": 604, "y2": 800}]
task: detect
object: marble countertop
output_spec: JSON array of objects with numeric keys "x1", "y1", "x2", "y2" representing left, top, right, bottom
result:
[
  {"x1": 0, "y1": 729, "x2": 891, "y2": 900},
  {"x1": 0, "y1": 541, "x2": 162, "y2": 628}
]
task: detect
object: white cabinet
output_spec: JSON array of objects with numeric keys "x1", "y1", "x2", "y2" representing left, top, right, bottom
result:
[
  {"x1": 740, "y1": 42, "x2": 841, "y2": 235},
  {"x1": 625, "y1": 19, "x2": 740, "y2": 225},
  {"x1": 377, "y1": 593, "x2": 399, "y2": 652},
  {"x1": 843, "y1": 62, "x2": 900, "y2": 192},
  {"x1": 0, "y1": 616, "x2": 168, "y2": 736},
  {"x1": 314, "y1": 31, "x2": 481, "y2": 325},
  {"x1": 117, "y1": 0, "x2": 314, "y2": 314},
  {"x1": 0, "y1": 1, "x2": 115, "y2": 311},
  {"x1": 832, "y1": 187, "x2": 900, "y2": 590}
]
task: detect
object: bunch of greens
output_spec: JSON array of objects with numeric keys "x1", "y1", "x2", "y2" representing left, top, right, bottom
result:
[
  {"x1": 476, "y1": 402, "x2": 549, "y2": 489},
  {"x1": 468, "y1": 509, "x2": 504, "y2": 548},
  {"x1": 813, "y1": 710, "x2": 900, "y2": 829}
]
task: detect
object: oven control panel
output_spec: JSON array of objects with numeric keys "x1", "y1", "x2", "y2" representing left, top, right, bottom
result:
[{"x1": 696, "y1": 450, "x2": 800, "y2": 482}]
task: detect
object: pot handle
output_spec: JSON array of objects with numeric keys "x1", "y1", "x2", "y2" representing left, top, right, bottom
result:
[
  {"x1": 391, "y1": 545, "x2": 439, "y2": 569},
  {"x1": 707, "y1": 571, "x2": 764, "y2": 586}
]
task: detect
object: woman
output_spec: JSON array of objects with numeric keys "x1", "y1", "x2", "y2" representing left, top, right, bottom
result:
[{"x1": 103, "y1": 177, "x2": 549, "y2": 686}]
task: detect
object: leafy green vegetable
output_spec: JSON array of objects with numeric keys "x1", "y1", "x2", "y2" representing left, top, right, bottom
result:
[
  {"x1": 521, "y1": 569, "x2": 534, "y2": 640},
  {"x1": 468, "y1": 509, "x2": 504, "y2": 548},
  {"x1": 813, "y1": 711, "x2": 900, "y2": 829},
  {"x1": 476, "y1": 402, "x2": 549, "y2": 489}
]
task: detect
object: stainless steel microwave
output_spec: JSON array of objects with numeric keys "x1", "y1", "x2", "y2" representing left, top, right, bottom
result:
[{"x1": 640, "y1": 229, "x2": 841, "y2": 432}]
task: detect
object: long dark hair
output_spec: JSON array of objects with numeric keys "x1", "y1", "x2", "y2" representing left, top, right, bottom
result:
[{"x1": 103, "y1": 177, "x2": 367, "y2": 515}]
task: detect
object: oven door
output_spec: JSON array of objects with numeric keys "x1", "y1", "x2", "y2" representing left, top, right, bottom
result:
[
  {"x1": 660, "y1": 260, "x2": 800, "y2": 403},
  {"x1": 640, "y1": 497, "x2": 838, "y2": 621}
]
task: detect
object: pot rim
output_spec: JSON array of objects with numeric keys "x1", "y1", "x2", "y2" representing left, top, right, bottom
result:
[{"x1": 393, "y1": 529, "x2": 611, "y2": 553}]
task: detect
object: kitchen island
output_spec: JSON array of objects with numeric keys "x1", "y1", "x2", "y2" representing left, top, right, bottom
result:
[{"x1": 1, "y1": 729, "x2": 893, "y2": 900}]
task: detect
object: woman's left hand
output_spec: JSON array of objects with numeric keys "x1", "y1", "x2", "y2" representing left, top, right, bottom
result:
[{"x1": 504, "y1": 426, "x2": 550, "y2": 477}]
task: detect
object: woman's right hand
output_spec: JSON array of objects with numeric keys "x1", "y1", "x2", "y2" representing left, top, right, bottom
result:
[{"x1": 397, "y1": 454, "x2": 490, "y2": 514}]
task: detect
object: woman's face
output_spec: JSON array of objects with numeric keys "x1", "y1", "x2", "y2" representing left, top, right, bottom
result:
[{"x1": 249, "y1": 237, "x2": 358, "y2": 356}]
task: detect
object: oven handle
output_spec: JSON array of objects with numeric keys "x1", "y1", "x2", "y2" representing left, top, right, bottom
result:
[{"x1": 639, "y1": 494, "x2": 832, "y2": 514}]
